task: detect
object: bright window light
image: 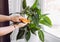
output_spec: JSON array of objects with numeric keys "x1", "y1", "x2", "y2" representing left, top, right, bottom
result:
[{"x1": 43, "y1": 0, "x2": 60, "y2": 25}]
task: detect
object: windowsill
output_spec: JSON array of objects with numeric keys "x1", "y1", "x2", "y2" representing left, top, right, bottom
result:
[{"x1": 44, "y1": 25, "x2": 60, "y2": 38}]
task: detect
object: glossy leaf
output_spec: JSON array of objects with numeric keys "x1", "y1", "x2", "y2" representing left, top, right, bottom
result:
[
  {"x1": 17, "y1": 30, "x2": 25, "y2": 40},
  {"x1": 29, "y1": 23, "x2": 36, "y2": 28},
  {"x1": 23, "y1": 0, "x2": 27, "y2": 9},
  {"x1": 25, "y1": 31, "x2": 31, "y2": 41},
  {"x1": 31, "y1": 27, "x2": 40, "y2": 35},
  {"x1": 32, "y1": 14, "x2": 39, "y2": 26},
  {"x1": 31, "y1": 29, "x2": 36, "y2": 35},
  {"x1": 31, "y1": 0, "x2": 38, "y2": 10},
  {"x1": 38, "y1": 30, "x2": 44, "y2": 42},
  {"x1": 34, "y1": 7, "x2": 41, "y2": 15},
  {"x1": 28, "y1": 22, "x2": 40, "y2": 30},
  {"x1": 40, "y1": 16, "x2": 52, "y2": 27}
]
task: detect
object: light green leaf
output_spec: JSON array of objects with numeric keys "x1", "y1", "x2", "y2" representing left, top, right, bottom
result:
[
  {"x1": 25, "y1": 31, "x2": 31, "y2": 41},
  {"x1": 40, "y1": 16, "x2": 52, "y2": 27},
  {"x1": 38, "y1": 30, "x2": 44, "y2": 42},
  {"x1": 31, "y1": 0, "x2": 38, "y2": 9},
  {"x1": 29, "y1": 23, "x2": 36, "y2": 28}
]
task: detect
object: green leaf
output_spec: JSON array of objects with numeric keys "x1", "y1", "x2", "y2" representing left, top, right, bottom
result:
[
  {"x1": 32, "y1": 14, "x2": 39, "y2": 26},
  {"x1": 34, "y1": 7, "x2": 41, "y2": 15},
  {"x1": 31, "y1": 27, "x2": 40, "y2": 35},
  {"x1": 34, "y1": 7, "x2": 42, "y2": 19},
  {"x1": 29, "y1": 23, "x2": 36, "y2": 28},
  {"x1": 40, "y1": 16, "x2": 52, "y2": 27},
  {"x1": 29, "y1": 23, "x2": 40, "y2": 35},
  {"x1": 25, "y1": 31, "x2": 31, "y2": 41},
  {"x1": 38, "y1": 30, "x2": 44, "y2": 42},
  {"x1": 29, "y1": 22, "x2": 40, "y2": 30},
  {"x1": 17, "y1": 30, "x2": 25, "y2": 40},
  {"x1": 31, "y1": 29, "x2": 36, "y2": 35},
  {"x1": 31, "y1": 27, "x2": 38, "y2": 34},
  {"x1": 31, "y1": 0, "x2": 38, "y2": 10},
  {"x1": 23, "y1": 0, "x2": 27, "y2": 9}
]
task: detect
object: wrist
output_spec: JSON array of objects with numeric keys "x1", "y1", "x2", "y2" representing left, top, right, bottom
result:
[
  {"x1": 13, "y1": 24, "x2": 19, "y2": 29},
  {"x1": 10, "y1": 25, "x2": 15, "y2": 30},
  {"x1": 8, "y1": 16, "x2": 12, "y2": 21}
]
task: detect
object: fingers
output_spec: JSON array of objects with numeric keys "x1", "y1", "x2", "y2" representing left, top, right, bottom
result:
[
  {"x1": 10, "y1": 14, "x2": 29, "y2": 24},
  {"x1": 15, "y1": 16, "x2": 26, "y2": 22},
  {"x1": 18, "y1": 23, "x2": 27, "y2": 28},
  {"x1": 10, "y1": 15, "x2": 20, "y2": 22},
  {"x1": 15, "y1": 16, "x2": 20, "y2": 22},
  {"x1": 19, "y1": 23, "x2": 27, "y2": 27}
]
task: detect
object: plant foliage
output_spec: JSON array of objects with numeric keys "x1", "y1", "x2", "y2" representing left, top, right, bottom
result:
[{"x1": 16, "y1": 0, "x2": 52, "y2": 42}]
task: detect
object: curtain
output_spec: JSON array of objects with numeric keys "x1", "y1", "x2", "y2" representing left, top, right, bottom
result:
[{"x1": 0, "y1": 0, "x2": 10, "y2": 42}]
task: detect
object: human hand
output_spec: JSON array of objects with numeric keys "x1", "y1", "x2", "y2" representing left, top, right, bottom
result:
[
  {"x1": 14, "y1": 23, "x2": 27, "y2": 29},
  {"x1": 9, "y1": 15, "x2": 23, "y2": 22},
  {"x1": 9, "y1": 15, "x2": 30, "y2": 24}
]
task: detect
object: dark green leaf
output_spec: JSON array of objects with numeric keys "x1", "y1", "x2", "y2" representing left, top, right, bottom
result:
[
  {"x1": 32, "y1": 14, "x2": 39, "y2": 26},
  {"x1": 27, "y1": 23, "x2": 38, "y2": 35},
  {"x1": 25, "y1": 31, "x2": 31, "y2": 41},
  {"x1": 40, "y1": 16, "x2": 52, "y2": 27},
  {"x1": 26, "y1": 26, "x2": 31, "y2": 31},
  {"x1": 31, "y1": 29, "x2": 36, "y2": 35},
  {"x1": 34, "y1": 7, "x2": 41, "y2": 15},
  {"x1": 28, "y1": 23, "x2": 40, "y2": 35},
  {"x1": 38, "y1": 30, "x2": 44, "y2": 42},
  {"x1": 34, "y1": 7, "x2": 42, "y2": 19},
  {"x1": 23, "y1": 0, "x2": 27, "y2": 9},
  {"x1": 17, "y1": 30, "x2": 25, "y2": 40},
  {"x1": 31, "y1": 27, "x2": 38, "y2": 35},
  {"x1": 31, "y1": 0, "x2": 38, "y2": 10},
  {"x1": 31, "y1": 27, "x2": 40, "y2": 35}
]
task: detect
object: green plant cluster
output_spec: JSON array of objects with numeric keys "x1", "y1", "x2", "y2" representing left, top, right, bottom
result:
[{"x1": 16, "y1": 0, "x2": 52, "y2": 42}]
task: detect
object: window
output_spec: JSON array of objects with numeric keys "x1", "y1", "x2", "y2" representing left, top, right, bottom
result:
[
  {"x1": 43, "y1": 0, "x2": 60, "y2": 25},
  {"x1": 43, "y1": 0, "x2": 60, "y2": 38}
]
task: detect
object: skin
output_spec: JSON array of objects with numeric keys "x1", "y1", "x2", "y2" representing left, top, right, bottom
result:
[{"x1": 0, "y1": 15, "x2": 27, "y2": 36}]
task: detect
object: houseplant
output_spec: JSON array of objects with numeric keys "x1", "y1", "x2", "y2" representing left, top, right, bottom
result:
[{"x1": 12, "y1": 0, "x2": 52, "y2": 42}]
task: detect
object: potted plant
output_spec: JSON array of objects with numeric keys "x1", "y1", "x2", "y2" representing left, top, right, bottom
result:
[{"x1": 11, "y1": 0, "x2": 52, "y2": 42}]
